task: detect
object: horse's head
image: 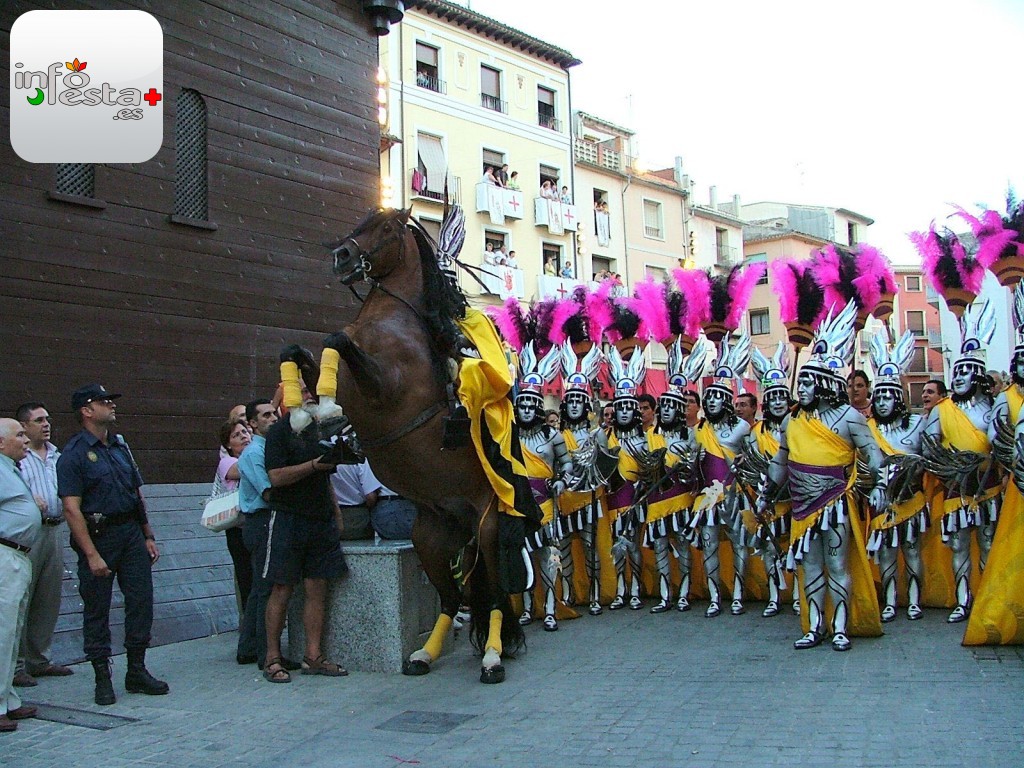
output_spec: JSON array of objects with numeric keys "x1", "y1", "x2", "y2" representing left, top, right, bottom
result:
[{"x1": 329, "y1": 207, "x2": 413, "y2": 285}]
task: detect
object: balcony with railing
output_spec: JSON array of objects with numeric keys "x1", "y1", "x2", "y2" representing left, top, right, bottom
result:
[
  {"x1": 415, "y1": 73, "x2": 446, "y2": 94},
  {"x1": 410, "y1": 169, "x2": 461, "y2": 206},
  {"x1": 538, "y1": 113, "x2": 561, "y2": 132},
  {"x1": 716, "y1": 244, "x2": 739, "y2": 266},
  {"x1": 573, "y1": 138, "x2": 622, "y2": 172},
  {"x1": 480, "y1": 93, "x2": 507, "y2": 114}
]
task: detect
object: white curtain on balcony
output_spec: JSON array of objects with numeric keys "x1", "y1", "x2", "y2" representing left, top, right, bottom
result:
[
  {"x1": 596, "y1": 210, "x2": 611, "y2": 247},
  {"x1": 417, "y1": 133, "x2": 447, "y2": 194}
]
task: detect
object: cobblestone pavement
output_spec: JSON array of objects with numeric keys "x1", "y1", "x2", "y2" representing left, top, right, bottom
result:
[{"x1": 6, "y1": 605, "x2": 1022, "y2": 768}]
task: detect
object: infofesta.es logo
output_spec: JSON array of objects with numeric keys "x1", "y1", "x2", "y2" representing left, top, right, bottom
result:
[{"x1": 10, "y1": 10, "x2": 163, "y2": 163}]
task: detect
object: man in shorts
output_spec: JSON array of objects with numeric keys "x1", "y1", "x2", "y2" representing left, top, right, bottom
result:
[{"x1": 261, "y1": 392, "x2": 350, "y2": 683}]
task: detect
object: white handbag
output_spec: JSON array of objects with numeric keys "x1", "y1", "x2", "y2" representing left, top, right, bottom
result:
[{"x1": 201, "y1": 490, "x2": 241, "y2": 532}]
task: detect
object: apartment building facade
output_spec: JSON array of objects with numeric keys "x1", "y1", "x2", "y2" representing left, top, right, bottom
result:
[
  {"x1": 379, "y1": 0, "x2": 581, "y2": 308},
  {"x1": 739, "y1": 201, "x2": 875, "y2": 369}
]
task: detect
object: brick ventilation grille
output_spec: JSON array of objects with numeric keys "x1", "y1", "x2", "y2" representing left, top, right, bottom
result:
[
  {"x1": 175, "y1": 89, "x2": 208, "y2": 220},
  {"x1": 56, "y1": 164, "x2": 95, "y2": 197}
]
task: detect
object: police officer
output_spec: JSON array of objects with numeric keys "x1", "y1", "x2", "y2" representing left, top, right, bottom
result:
[{"x1": 57, "y1": 384, "x2": 169, "y2": 705}]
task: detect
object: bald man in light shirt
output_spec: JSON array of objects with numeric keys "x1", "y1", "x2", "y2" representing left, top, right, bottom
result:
[{"x1": 0, "y1": 418, "x2": 41, "y2": 731}]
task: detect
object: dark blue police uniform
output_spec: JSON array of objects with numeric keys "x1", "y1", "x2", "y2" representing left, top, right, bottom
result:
[{"x1": 57, "y1": 430, "x2": 154, "y2": 661}]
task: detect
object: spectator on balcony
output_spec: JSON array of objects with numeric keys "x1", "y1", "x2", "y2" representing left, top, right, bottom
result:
[
  {"x1": 594, "y1": 268, "x2": 609, "y2": 282},
  {"x1": 560, "y1": 261, "x2": 574, "y2": 279},
  {"x1": 483, "y1": 242, "x2": 498, "y2": 266},
  {"x1": 540, "y1": 181, "x2": 557, "y2": 200},
  {"x1": 494, "y1": 244, "x2": 508, "y2": 266},
  {"x1": 544, "y1": 258, "x2": 556, "y2": 277},
  {"x1": 505, "y1": 251, "x2": 519, "y2": 270},
  {"x1": 609, "y1": 273, "x2": 627, "y2": 298},
  {"x1": 560, "y1": 186, "x2": 572, "y2": 204},
  {"x1": 497, "y1": 164, "x2": 509, "y2": 187},
  {"x1": 481, "y1": 166, "x2": 500, "y2": 186},
  {"x1": 416, "y1": 68, "x2": 430, "y2": 88},
  {"x1": 507, "y1": 171, "x2": 521, "y2": 191}
]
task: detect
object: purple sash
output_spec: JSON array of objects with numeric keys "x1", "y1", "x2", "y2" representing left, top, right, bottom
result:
[
  {"x1": 649, "y1": 481, "x2": 687, "y2": 506},
  {"x1": 789, "y1": 460, "x2": 847, "y2": 522},
  {"x1": 608, "y1": 481, "x2": 636, "y2": 512},
  {"x1": 528, "y1": 477, "x2": 552, "y2": 505},
  {"x1": 701, "y1": 452, "x2": 733, "y2": 487}
]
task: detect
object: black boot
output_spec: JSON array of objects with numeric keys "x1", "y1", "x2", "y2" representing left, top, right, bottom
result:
[
  {"x1": 92, "y1": 658, "x2": 116, "y2": 706},
  {"x1": 125, "y1": 649, "x2": 169, "y2": 695}
]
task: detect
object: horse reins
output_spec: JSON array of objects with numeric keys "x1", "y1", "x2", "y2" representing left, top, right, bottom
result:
[{"x1": 338, "y1": 216, "x2": 454, "y2": 451}]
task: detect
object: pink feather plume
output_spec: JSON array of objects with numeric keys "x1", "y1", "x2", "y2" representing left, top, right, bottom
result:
[
  {"x1": 549, "y1": 298, "x2": 580, "y2": 346},
  {"x1": 632, "y1": 276, "x2": 671, "y2": 342},
  {"x1": 951, "y1": 235, "x2": 986, "y2": 294},
  {"x1": 768, "y1": 258, "x2": 803, "y2": 323},
  {"x1": 724, "y1": 262, "x2": 766, "y2": 329},
  {"x1": 811, "y1": 245, "x2": 849, "y2": 316},
  {"x1": 585, "y1": 279, "x2": 615, "y2": 344},
  {"x1": 851, "y1": 243, "x2": 896, "y2": 310},
  {"x1": 910, "y1": 226, "x2": 946, "y2": 293},
  {"x1": 487, "y1": 297, "x2": 526, "y2": 352},
  {"x1": 955, "y1": 206, "x2": 1019, "y2": 269},
  {"x1": 672, "y1": 268, "x2": 711, "y2": 337}
]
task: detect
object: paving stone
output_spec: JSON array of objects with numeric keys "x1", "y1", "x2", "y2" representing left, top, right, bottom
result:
[{"x1": 5, "y1": 607, "x2": 1023, "y2": 767}]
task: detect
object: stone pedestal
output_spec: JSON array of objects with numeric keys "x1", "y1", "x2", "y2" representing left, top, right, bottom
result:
[{"x1": 287, "y1": 540, "x2": 443, "y2": 674}]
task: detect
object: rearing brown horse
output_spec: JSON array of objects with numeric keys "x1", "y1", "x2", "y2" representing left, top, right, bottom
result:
[{"x1": 303, "y1": 207, "x2": 534, "y2": 684}]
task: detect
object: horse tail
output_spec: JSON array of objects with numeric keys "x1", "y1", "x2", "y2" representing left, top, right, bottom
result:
[{"x1": 468, "y1": 508, "x2": 527, "y2": 659}]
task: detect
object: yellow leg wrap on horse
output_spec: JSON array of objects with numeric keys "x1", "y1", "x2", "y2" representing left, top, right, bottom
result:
[
  {"x1": 422, "y1": 613, "x2": 453, "y2": 661},
  {"x1": 280, "y1": 362, "x2": 302, "y2": 409},
  {"x1": 486, "y1": 608, "x2": 503, "y2": 656},
  {"x1": 317, "y1": 348, "x2": 340, "y2": 398}
]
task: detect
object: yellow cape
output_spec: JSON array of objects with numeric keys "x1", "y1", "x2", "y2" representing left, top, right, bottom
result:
[
  {"x1": 867, "y1": 420, "x2": 927, "y2": 530},
  {"x1": 963, "y1": 386, "x2": 1024, "y2": 645},
  {"x1": 933, "y1": 398, "x2": 1000, "y2": 515},
  {"x1": 788, "y1": 412, "x2": 881, "y2": 638},
  {"x1": 455, "y1": 309, "x2": 530, "y2": 517},
  {"x1": 521, "y1": 445, "x2": 555, "y2": 525},
  {"x1": 754, "y1": 422, "x2": 790, "y2": 525}
]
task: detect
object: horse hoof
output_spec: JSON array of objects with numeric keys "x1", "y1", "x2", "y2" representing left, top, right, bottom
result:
[
  {"x1": 402, "y1": 659, "x2": 431, "y2": 676},
  {"x1": 480, "y1": 665, "x2": 505, "y2": 684}
]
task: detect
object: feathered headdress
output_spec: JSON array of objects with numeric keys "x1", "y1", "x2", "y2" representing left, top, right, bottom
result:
[
  {"x1": 768, "y1": 257, "x2": 826, "y2": 347},
  {"x1": 435, "y1": 204, "x2": 466, "y2": 274},
  {"x1": 671, "y1": 268, "x2": 712, "y2": 340},
  {"x1": 1013, "y1": 280, "x2": 1024, "y2": 360},
  {"x1": 954, "y1": 299, "x2": 996, "y2": 374},
  {"x1": 607, "y1": 339, "x2": 646, "y2": 403},
  {"x1": 662, "y1": 334, "x2": 711, "y2": 407},
  {"x1": 954, "y1": 190, "x2": 1024, "y2": 286},
  {"x1": 559, "y1": 340, "x2": 603, "y2": 400},
  {"x1": 631, "y1": 276, "x2": 672, "y2": 345},
  {"x1": 800, "y1": 298, "x2": 858, "y2": 400},
  {"x1": 706, "y1": 332, "x2": 751, "y2": 400},
  {"x1": 487, "y1": 297, "x2": 531, "y2": 353},
  {"x1": 750, "y1": 341, "x2": 790, "y2": 396},
  {"x1": 910, "y1": 223, "x2": 988, "y2": 319},
  {"x1": 705, "y1": 263, "x2": 767, "y2": 342},
  {"x1": 868, "y1": 327, "x2": 915, "y2": 398},
  {"x1": 548, "y1": 287, "x2": 590, "y2": 347},
  {"x1": 851, "y1": 243, "x2": 899, "y2": 322},
  {"x1": 516, "y1": 341, "x2": 560, "y2": 404}
]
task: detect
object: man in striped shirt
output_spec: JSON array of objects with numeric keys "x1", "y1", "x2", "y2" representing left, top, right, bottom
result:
[{"x1": 12, "y1": 403, "x2": 72, "y2": 688}]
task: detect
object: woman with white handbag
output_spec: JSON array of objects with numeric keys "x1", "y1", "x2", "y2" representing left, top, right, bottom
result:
[{"x1": 209, "y1": 420, "x2": 252, "y2": 615}]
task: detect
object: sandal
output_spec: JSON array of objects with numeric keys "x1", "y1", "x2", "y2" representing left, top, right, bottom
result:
[
  {"x1": 262, "y1": 658, "x2": 291, "y2": 684},
  {"x1": 301, "y1": 655, "x2": 348, "y2": 677}
]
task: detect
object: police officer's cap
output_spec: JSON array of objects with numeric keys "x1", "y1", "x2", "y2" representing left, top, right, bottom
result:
[{"x1": 71, "y1": 383, "x2": 122, "y2": 410}]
